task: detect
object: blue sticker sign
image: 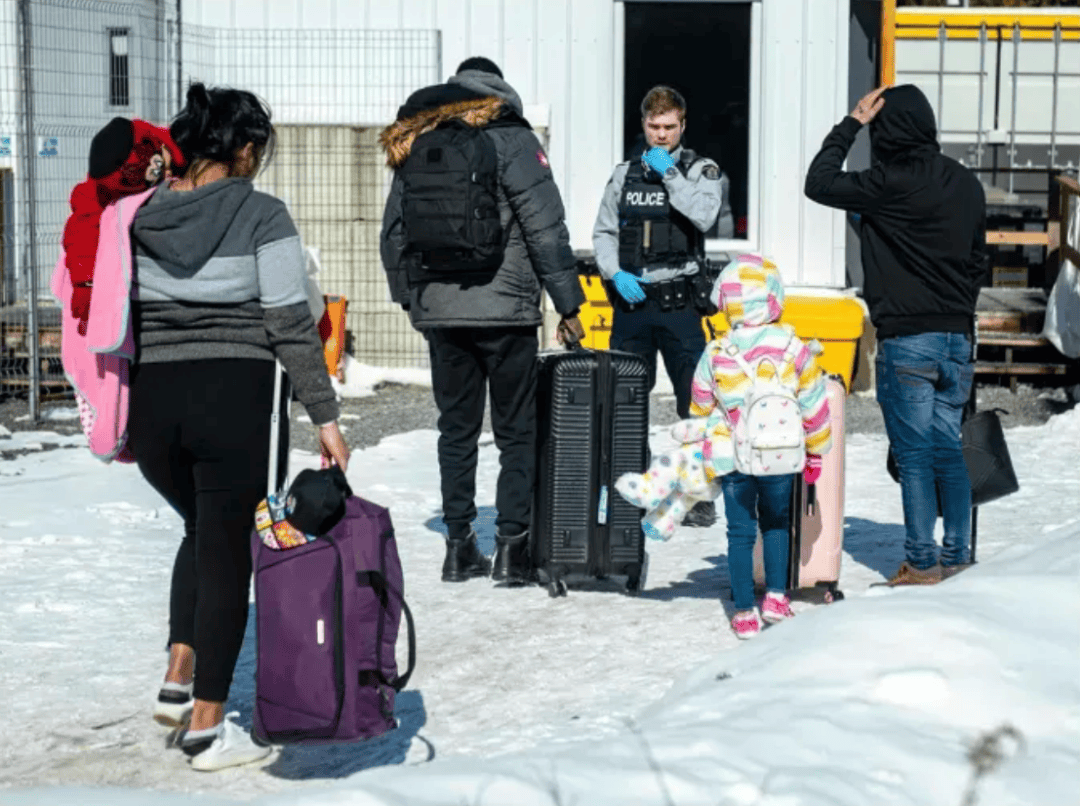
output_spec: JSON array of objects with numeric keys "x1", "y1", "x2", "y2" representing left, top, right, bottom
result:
[
  {"x1": 38, "y1": 137, "x2": 59, "y2": 157},
  {"x1": 0, "y1": 136, "x2": 12, "y2": 158}
]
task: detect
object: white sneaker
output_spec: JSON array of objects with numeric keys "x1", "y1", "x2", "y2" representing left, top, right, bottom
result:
[
  {"x1": 153, "y1": 681, "x2": 193, "y2": 728},
  {"x1": 189, "y1": 712, "x2": 272, "y2": 772}
]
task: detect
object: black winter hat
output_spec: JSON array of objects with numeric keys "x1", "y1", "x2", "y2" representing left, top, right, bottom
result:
[
  {"x1": 456, "y1": 56, "x2": 502, "y2": 78},
  {"x1": 88, "y1": 117, "x2": 135, "y2": 179},
  {"x1": 285, "y1": 466, "x2": 353, "y2": 536}
]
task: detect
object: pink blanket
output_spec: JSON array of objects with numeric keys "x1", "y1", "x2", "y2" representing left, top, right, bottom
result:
[{"x1": 50, "y1": 185, "x2": 158, "y2": 464}]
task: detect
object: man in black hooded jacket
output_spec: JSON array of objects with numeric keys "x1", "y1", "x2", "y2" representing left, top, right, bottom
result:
[{"x1": 804, "y1": 84, "x2": 988, "y2": 586}]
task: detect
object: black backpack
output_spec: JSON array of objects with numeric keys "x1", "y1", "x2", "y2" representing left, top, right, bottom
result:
[{"x1": 400, "y1": 119, "x2": 505, "y2": 280}]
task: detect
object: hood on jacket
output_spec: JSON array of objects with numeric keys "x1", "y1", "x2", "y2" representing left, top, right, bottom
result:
[
  {"x1": 870, "y1": 84, "x2": 940, "y2": 165},
  {"x1": 131, "y1": 178, "x2": 254, "y2": 272},
  {"x1": 448, "y1": 70, "x2": 524, "y2": 117},
  {"x1": 379, "y1": 71, "x2": 526, "y2": 169},
  {"x1": 712, "y1": 254, "x2": 785, "y2": 329}
]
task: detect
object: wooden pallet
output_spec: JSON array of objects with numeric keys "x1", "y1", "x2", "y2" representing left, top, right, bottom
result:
[{"x1": 975, "y1": 288, "x2": 1073, "y2": 391}]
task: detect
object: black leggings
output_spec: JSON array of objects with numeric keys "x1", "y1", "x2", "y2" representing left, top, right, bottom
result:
[{"x1": 128, "y1": 359, "x2": 283, "y2": 703}]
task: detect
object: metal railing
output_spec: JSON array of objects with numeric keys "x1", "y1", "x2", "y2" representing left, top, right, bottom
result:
[{"x1": 896, "y1": 15, "x2": 1080, "y2": 184}]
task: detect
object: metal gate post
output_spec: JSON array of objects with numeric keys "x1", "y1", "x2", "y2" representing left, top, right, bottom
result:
[
  {"x1": 937, "y1": 22, "x2": 946, "y2": 130},
  {"x1": 1050, "y1": 24, "x2": 1060, "y2": 170},
  {"x1": 1008, "y1": 23, "x2": 1019, "y2": 195},
  {"x1": 976, "y1": 24, "x2": 986, "y2": 169},
  {"x1": 16, "y1": 0, "x2": 39, "y2": 422}
]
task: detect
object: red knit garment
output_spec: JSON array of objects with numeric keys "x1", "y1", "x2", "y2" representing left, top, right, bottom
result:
[{"x1": 61, "y1": 120, "x2": 184, "y2": 332}]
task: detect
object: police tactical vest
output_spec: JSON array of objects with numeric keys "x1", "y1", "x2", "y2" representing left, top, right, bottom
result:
[
  {"x1": 617, "y1": 152, "x2": 705, "y2": 272},
  {"x1": 399, "y1": 119, "x2": 505, "y2": 280}
]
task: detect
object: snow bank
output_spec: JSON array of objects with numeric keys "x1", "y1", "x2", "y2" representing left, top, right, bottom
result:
[{"x1": 245, "y1": 524, "x2": 1078, "y2": 806}]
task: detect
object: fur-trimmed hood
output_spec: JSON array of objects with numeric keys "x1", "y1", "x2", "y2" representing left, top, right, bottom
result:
[
  {"x1": 380, "y1": 95, "x2": 507, "y2": 169},
  {"x1": 380, "y1": 70, "x2": 526, "y2": 169}
]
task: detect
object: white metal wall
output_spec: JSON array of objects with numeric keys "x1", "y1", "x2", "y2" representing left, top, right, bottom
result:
[
  {"x1": 759, "y1": 0, "x2": 850, "y2": 288},
  {"x1": 182, "y1": 0, "x2": 852, "y2": 288}
]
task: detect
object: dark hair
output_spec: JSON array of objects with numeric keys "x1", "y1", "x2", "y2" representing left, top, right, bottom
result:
[
  {"x1": 640, "y1": 85, "x2": 687, "y2": 121},
  {"x1": 170, "y1": 82, "x2": 275, "y2": 176},
  {"x1": 456, "y1": 56, "x2": 503, "y2": 79}
]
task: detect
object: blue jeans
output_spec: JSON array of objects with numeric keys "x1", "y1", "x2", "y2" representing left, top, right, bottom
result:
[
  {"x1": 721, "y1": 472, "x2": 794, "y2": 611},
  {"x1": 876, "y1": 332, "x2": 974, "y2": 569}
]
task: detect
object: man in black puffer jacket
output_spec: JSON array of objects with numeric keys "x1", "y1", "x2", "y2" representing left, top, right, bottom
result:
[
  {"x1": 804, "y1": 84, "x2": 988, "y2": 587},
  {"x1": 380, "y1": 57, "x2": 585, "y2": 587}
]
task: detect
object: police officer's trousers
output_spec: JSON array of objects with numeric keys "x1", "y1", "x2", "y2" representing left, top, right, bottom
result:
[{"x1": 610, "y1": 299, "x2": 705, "y2": 418}]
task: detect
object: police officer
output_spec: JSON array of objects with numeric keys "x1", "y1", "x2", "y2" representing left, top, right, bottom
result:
[{"x1": 593, "y1": 85, "x2": 732, "y2": 527}]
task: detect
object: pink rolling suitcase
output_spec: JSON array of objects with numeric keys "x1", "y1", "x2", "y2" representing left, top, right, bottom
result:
[{"x1": 754, "y1": 375, "x2": 846, "y2": 602}]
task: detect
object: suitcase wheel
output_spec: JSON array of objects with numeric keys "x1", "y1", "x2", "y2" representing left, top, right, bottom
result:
[
  {"x1": 816, "y1": 581, "x2": 844, "y2": 604},
  {"x1": 624, "y1": 552, "x2": 649, "y2": 596}
]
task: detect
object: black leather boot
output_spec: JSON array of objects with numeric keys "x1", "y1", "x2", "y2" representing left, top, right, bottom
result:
[
  {"x1": 681, "y1": 499, "x2": 717, "y2": 528},
  {"x1": 492, "y1": 531, "x2": 534, "y2": 586},
  {"x1": 441, "y1": 531, "x2": 491, "y2": 582}
]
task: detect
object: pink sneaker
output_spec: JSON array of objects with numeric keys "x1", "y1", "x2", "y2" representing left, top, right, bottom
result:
[
  {"x1": 731, "y1": 608, "x2": 762, "y2": 640},
  {"x1": 761, "y1": 592, "x2": 794, "y2": 624}
]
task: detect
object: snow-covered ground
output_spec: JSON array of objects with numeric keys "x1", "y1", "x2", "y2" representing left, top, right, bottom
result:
[{"x1": 0, "y1": 369, "x2": 1077, "y2": 806}]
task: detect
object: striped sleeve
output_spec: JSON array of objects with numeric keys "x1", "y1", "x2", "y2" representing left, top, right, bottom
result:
[
  {"x1": 689, "y1": 346, "x2": 719, "y2": 417},
  {"x1": 795, "y1": 341, "x2": 832, "y2": 455},
  {"x1": 254, "y1": 199, "x2": 308, "y2": 309}
]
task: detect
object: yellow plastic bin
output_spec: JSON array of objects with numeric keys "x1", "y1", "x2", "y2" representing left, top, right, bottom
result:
[
  {"x1": 704, "y1": 293, "x2": 865, "y2": 391},
  {"x1": 577, "y1": 276, "x2": 864, "y2": 391},
  {"x1": 578, "y1": 274, "x2": 615, "y2": 350}
]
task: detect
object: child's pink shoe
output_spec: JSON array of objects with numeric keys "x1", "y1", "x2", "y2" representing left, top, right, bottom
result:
[
  {"x1": 761, "y1": 592, "x2": 794, "y2": 624},
  {"x1": 731, "y1": 608, "x2": 762, "y2": 640}
]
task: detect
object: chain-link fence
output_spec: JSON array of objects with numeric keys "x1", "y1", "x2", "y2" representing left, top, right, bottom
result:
[
  {"x1": 1, "y1": 0, "x2": 439, "y2": 419},
  {"x1": 180, "y1": 25, "x2": 439, "y2": 368}
]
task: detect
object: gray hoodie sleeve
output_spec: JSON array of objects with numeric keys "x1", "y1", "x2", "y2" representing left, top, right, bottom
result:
[
  {"x1": 379, "y1": 172, "x2": 411, "y2": 306},
  {"x1": 592, "y1": 164, "x2": 628, "y2": 281},
  {"x1": 255, "y1": 203, "x2": 340, "y2": 426},
  {"x1": 499, "y1": 128, "x2": 584, "y2": 316}
]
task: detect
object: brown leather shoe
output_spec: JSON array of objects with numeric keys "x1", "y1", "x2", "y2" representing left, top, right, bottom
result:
[
  {"x1": 941, "y1": 562, "x2": 974, "y2": 580},
  {"x1": 881, "y1": 561, "x2": 942, "y2": 587}
]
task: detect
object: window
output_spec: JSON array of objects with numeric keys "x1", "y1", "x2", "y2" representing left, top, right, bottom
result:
[{"x1": 108, "y1": 28, "x2": 130, "y2": 107}]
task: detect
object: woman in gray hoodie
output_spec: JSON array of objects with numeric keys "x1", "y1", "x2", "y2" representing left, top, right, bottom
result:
[{"x1": 127, "y1": 83, "x2": 349, "y2": 770}]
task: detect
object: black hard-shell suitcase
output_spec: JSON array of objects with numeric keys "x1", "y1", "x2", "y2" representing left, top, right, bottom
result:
[{"x1": 531, "y1": 348, "x2": 650, "y2": 597}]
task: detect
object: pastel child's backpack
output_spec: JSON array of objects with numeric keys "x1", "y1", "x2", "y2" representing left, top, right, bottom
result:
[{"x1": 721, "y1": 334, "x2": 806, "y2": 476}]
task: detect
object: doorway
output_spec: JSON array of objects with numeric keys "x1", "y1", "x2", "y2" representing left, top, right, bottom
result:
[{"x1": 623, "y1": 1, "x2": 752, "y2": 239}]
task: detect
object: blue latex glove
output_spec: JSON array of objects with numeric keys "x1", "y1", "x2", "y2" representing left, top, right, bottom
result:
[
  {"x1": 642, "y1": 146, "x2": 677, "y2": 176},
  {"x1": 611, "y1": 270, "x2": 646, "y2": 304}
]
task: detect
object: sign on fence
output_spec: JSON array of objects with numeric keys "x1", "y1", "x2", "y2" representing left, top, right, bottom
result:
[{"x1": 37, "y1": 137, "x2": 59, "y2": 158}]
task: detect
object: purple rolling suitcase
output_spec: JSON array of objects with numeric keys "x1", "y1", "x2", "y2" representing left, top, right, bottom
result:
[{"x1": 249, "y1": 364, "x2": 415, "y2": 745}]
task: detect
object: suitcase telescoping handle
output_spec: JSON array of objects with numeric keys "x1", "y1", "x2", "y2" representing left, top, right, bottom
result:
[{"x1": 266, "y1": 360, "x2": 292, "y2": 499}]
